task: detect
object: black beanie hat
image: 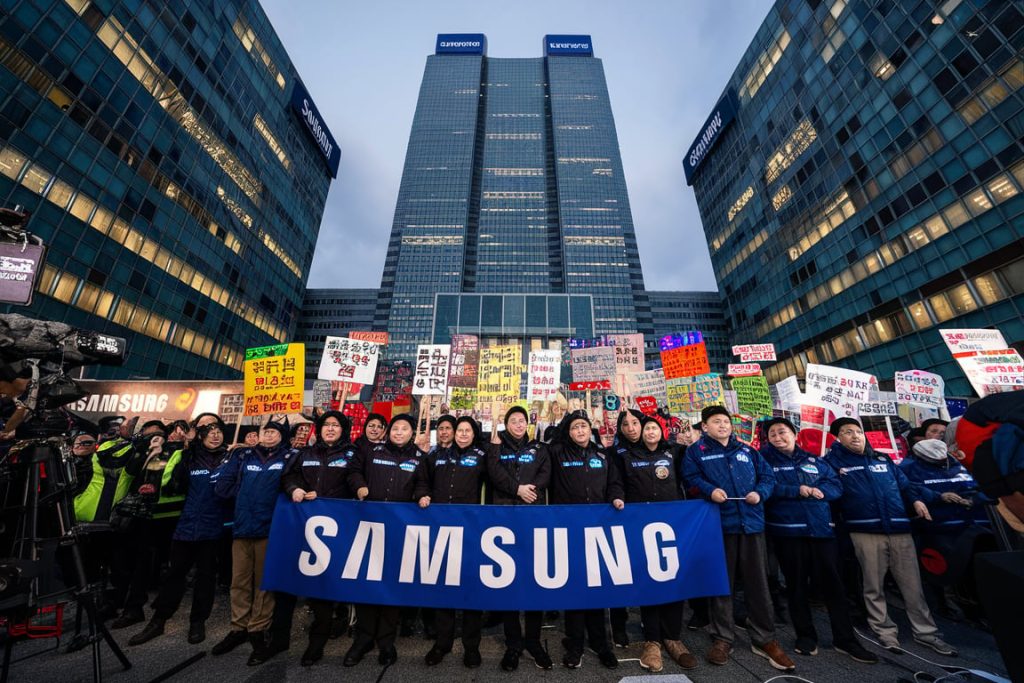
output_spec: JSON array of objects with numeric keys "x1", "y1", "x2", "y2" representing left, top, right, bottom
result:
[
  {"x1": 262, "y1": 419, "x2": 290, "y2": 443},
  {"x1": 191, "y1": 412, "x2": 221, "y2": 429},
  {"x1": 558, "y1": 410, "x2": 592, "y2": 445},
  {"x1": 829, "y1": 417, "x2": 861, "y2": 436},
  {"x1": 238, "y1": 424, "x2": 259, "y2": 441},
  {"x1": 435, "y1": 415, "x2": 457, "y2": 430},
  {"x1": 455, "y1": 415, "x2": 481, "y2": 441},
  {"x1": 763, "y1": 417, "x2": 798, "y2": 435},
  {"x1": 701, "y1": 405, "x2": 731, "y2": 423},
  {"x1": 315, "y1": 409, "x2": 352, "y2": 443},
  {"x1": 364, "y1": 413, "x2": 388, "y2": 430},
  {"x1": 387, "y1": 413, "x2": 417, "y2": 435},
  {"x1": 503, "y1": 405, "x2": 529, "y2": 427},
  {"x1": 139, "y1": 419, "x2": 167, "y2": 435}
]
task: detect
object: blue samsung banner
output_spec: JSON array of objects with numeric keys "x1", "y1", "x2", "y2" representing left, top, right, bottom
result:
[
  {"x1": 263, "y1": 496, "x2": 728, "y2": 610},
  {"x1": 290, "y1": 80, "x2": 340, "y2": 178},
  {"x1": 436, "y1": 33, "x2": 487, "y2": 55},
  {"x1": 544, "y1": 34, "x2": 594, "y2": 56},
  {"x1": 683, "y1": 90, "x2": 738, "y2": 185}
]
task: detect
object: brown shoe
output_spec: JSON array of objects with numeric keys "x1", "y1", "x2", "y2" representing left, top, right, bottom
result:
[
  {"x1": 639, "y1": 641, "x2": 663, "y2": 672},
  {"x1": 707, "y1": 639, "x2": 732, "y2": 666},
  {"x1": 663, "y1": 639, "x2": 698, "y2": 670},
  {"x1": 752, "y1": 640, "x2": 796, "y2": 671}
]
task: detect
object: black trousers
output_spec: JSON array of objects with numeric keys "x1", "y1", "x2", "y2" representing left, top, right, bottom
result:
[
  {"x1": 772, "y1": 535, "x2": 855, "y2": 646},
  {"x1": 151, "y1": 539, "x2": 219, "y2": 623},
  {"x1": 502, "y1": 610, "x2": 543, "y2": 651},
  {"x1": 564, "y1": 609, "x2": 609, "y2": 653},
  {"x1": 639, "y1": 600, "x2": 684, "y2": 642},
  {"x1": 353, "y1": 603, "x2": 400, "y2": 652},
  {"x1": 307, "y1": 598, "x2": 335, "y2": 643},
  {"x1": 434, "y1": 609, "x2": 482, "y2": 652},
  {"x1": 116, "y1": 517, "x2": 177, "y2": 612},
  {"x1": 610, "y1": 607, "x2": 628, "y2": 633}
]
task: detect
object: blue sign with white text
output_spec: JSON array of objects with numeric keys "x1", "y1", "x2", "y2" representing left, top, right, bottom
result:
[
  {"x1": 544, "y1": 34, "x2": 594, "y2": 56},
  {"x1": 436, "y1": 33, "x2": 487, "y2": 55},
  {"x1": 262, "y1": 496, "x2": 728, "y2": 610},
  {"x1": 683, "y1": 90, "x2": 738, "y2": 185},
  {"x1": 290, "y1": 80, "x2": 340, "y2": 178}
]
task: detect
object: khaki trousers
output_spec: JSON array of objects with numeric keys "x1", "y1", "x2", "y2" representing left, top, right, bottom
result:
[{"x1": 230, "y1": 538, "x2": 274, "y2": 632}]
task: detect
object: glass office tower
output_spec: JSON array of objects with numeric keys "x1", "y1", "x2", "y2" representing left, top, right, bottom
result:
[
  {"x1": 686, "y1": 0, "x2": 1023, "y2": 396},
  {"x1": 0, "y1": 0, "x2": 337, "y2": 378},
  {"x1": 376, "y1": 34, "x2": 653, "y2": 362}
]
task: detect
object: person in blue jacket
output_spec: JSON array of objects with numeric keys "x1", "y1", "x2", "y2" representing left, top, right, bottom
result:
[
  {"x1": 126, "y1": 418, "x2": 231, "y2": 647},
  {"x1": 826, "y1": 417, "x2": 957, "y2": 656},
  {"x1": 682, "y1": 406, "x2": 793, "y2": 673},
  {"x1": 759, "y1": 417, "x2": 877, "y2": 664},
  {"x1": 210, "y1": 420, "x2": 296, "y2": 665}
]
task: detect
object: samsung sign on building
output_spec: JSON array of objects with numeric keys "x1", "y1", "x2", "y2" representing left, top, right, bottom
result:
[
  {"x1": 683, "y1": 90, "x2": 739, "y2": 185},
  {"x1": 544, "y1": 34, "x2": 593, "y2": 56},
  {"x1": 290, "y1": 80, "x2": 340, "y2": 178},
  {"x1": 436, "y1": 33, "x2": 487, "y2": 55}
]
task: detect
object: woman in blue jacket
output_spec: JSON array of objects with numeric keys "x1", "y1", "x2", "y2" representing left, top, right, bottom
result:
[{"x1": 759, "y1": 418, "x2": 876, "y2": 663}]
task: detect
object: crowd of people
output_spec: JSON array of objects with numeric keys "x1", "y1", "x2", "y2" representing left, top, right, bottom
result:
[{"x1": 44, "y1": 392, "x2": 1019, "y2": 675}]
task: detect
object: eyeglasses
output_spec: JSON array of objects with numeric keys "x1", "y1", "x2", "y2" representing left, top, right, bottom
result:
[
  {"x1": 74, "y1": 440, "x2": 96, "y2": 447},
  {"x1": 838, "y1": 428, "x2": 864, "y2": 436}
]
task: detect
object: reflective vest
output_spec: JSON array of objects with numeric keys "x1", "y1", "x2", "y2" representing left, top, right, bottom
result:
[
  {"x1": 74, "y1": 442, "x2": 134, "y2": 522},
  {"x1": 151, "y1": 449, "x2": 185, "y2": 519}
]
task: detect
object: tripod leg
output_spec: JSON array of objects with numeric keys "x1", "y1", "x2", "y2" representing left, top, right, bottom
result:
[{"x1": 1, "y1": 634, "x2": 14, "y2": 683}]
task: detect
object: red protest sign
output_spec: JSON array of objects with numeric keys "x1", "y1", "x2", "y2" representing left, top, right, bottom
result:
[
  {"x1": 727, "y1": 363, "x2": 761, "y2": 377},
  {"x1": 635, "y1": 396, "x2": 658, "y2": 415},
  {"x1": 660, "y1": 342, "x2": 710, "y2": 380},
  {"x1": 342, "y1": 402, "x2": 369, "y2": 441},
  {"x1": 569, "y1": 380, "x2": 612, "y2": 391},
  {"x1": 349, "y1": 331, "x2": 390, "y2": 344},
  {"x1": 371, "y1": 402, "x2": 394, "y2": 421}
]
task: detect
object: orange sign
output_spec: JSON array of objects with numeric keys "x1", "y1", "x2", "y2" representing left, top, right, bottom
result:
[
  {"x1": 349, "y1": 331, "x2": 389, "y2": 344},
  {"x1": 661, "y1": 342, "x2": 710, "y2": 380}
]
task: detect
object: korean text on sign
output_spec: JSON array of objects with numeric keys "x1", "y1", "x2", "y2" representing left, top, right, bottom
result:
[
  {"x1": 244, "y1": 343, "x2": 305, "y2": 416},
  {"x1": 318, "y1": 336, "x2": 381, "y2": 385}
]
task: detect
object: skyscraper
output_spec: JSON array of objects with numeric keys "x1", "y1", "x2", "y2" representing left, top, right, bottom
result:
[
  {"x1": 375, "y1": 34, "x2": 653, "y2": 361},
  {"x1": 685, "y1": 0, "x2": 1023, "y2": 396},
  {"x1": 0, "y1": 0, "x2": 337, "y2": 379}
]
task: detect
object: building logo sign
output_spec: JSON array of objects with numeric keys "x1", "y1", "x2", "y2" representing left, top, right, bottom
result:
[
  {"x1": 436, "y1": 33, "x2": 487, "y2": 55},
  {"x1": 290, "y1": 80, "x2": 340, "y2": 178},
  {"x1": 0, "y1": 242, "x2": 45, "y2": 306},
  {"x1": 684, "y1": 90, "x2": 738, "y2": 185},
  {"x1": 544, "y1": 34, "x2": 593, "y2": 56}
]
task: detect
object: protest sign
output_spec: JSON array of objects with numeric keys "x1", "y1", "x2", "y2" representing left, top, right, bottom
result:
[
  {"x1": 938, "y1": 328, "x2": 1007, "y2": 353},
  {"x1": 526, "y1": 349, "x2": 561, "y2": 401},
  {"x1": 629, "y1": 369, "x2": 667, "y2": 407},
  {"x1": 731, "y1": 343, "x2": 776, "y2": 362},
  {"x1": 244, "y1": 343, "x2": 304, "y2": 416},
  {"x1": 412, "y1": 344, "x2": 451, "y2": 396},
  {"x1": 659, "y1": 331, "x2": 703, "y2": 351},
  {"x1": 772, "y1": 375, "x2": 803, "y2": 411},
  {"x1": 342, "y1": 402, "x2": 369, "y2": 441},
  {"x1": 311, "y1": 380, "x2": 331, "y2": 411},
  {"x1": 349, "y1": 330, "x2": 389, "y2": 345},
  {"x1": 665, "y1": 374, "x2": 724, "y2": 417},
  {"x1": 953, "y1": 349, "x2": 1024, "y2": 397},
  {"x1": 803, "y1": 363, "x2": 877, "y2": 418},
  {"x1": 895, "y1": 370, "x2": 945, "y2": 409},
  {"x1": 857, "y1": 399, "x2": 898, "y2": 416},
  {"x1": 263, "y1": 497, "x2": 728, "y2": 611},
  {"x1": 569, "y1": 380, "x2": 612, "y2": 391},
  {"x1": 727, "y1": 363, "x2": 761, "y2": 377},
  {"x1": 73, "y1": 380, "x2": 243, "y2": 423},
  {"x1": 724, "y1": 389, "x2": 739, "y2": 415},
  {"x1": 609, "y1": 333, "x2": 645, "y2": 375},
  {"x1": 661, "y1": 342, "x2": 710, "y2": 380},
  {"x1": 448, "y1": 387, "x2": 478, "y2": 410},
  {"x1": 371, "y1": 361, "x2": 414, "y2": 403},
  {"x1": 570, "y1": 346, "x2": 617, "y2": 383},
  {"x1": 478, "y1": 345, "x2": 523, "y2": 403},
  {"x1": 448, "y1": 334, "x2": 480, "y2": 388},
  {"x1": 635, "y1": 396, "x2": 658, "y2": 415},
  {"x1": 731, "y1": 376, "x2": 772, "y2": 416},
  {"x1": 318, "y1": 336, "x2": 380, "y2": 384},
  {"x1": 217, "y1": 392, "x2": 245, "y2": 424}
]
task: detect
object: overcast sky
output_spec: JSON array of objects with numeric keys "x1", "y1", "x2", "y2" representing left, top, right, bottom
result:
[{"x1": 261, "y1": 0, "x2": 775, "y2": 293}]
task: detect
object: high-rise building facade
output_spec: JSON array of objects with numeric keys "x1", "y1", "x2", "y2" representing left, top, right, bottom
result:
[
  {"x1": 685, "y1": 0, "x2": 1023, "y2": 396},
  {"x1": 0, "y1": 0, "x2": 337, "y2": 379},
  {"x1": 296, "y1": 288, "x2": 378, "y2": 380},
  {"x1": 375, "y1": 34, "x2": 653, "y2": 361},
  {"x1": 647, "y1": 290, "x2": 730, "y2": 370}
]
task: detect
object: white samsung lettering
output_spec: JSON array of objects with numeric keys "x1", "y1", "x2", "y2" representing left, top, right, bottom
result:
[
  {"x1": 688, "y1": 111, "x2": 724, "y2": 167},
  {"x1": 341, "y1": 521, "x2": 386, "y2": 581},
  {"x1": 583, "y1": 526, "x2": 633, "y2": 587},
  {"x1": 533, "y1": 528, "x2": 569, "y2": 589},
  {"x1": 550, "y1": 42, "x2": 590, "y2": 49},
  {"x1": 300, "y1": 98, "x2": 333, "y2": 159},
  {"x1": 398, "y1": 525, "x2": 464, "y2": 586},
  {"x1": 299, "y1": 515, "x2": 337, "y2": 577},
  {"x1": 479, "y1": 526, "x2": 516, "y2": 588},
  {"x1": 439, "y1": 41, "x2": 480, "y2": 48},
  {"x1": 642, "y1": 522, "x2": 679, "y2": 582}
]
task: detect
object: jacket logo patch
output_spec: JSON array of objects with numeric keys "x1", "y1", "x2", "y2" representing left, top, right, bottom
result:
[
  {"x1": 399, "y1": 460, "x2": 418, "y2": 472},
  {"x1": 328, "y1": 460, "x2": 348, "y2": 468},
  {"x1": 655, "y1": 466, "x2": 669, "y2": 480},
  {"x1": 302, "y1": 460, "x2": 320, "y2": 467},
  {"x1": 799, "y1": 463, "x2": 819, "y2": 475},
  {"x1": 735, "y1": 453, "x2": 750, "y2": 463},
  {"x1": 268, "y1": 462, "x2": 284, "y2": 471},
  {"x1": 518, "y1": 454, "x2": 534, "y2": 464},
  {"x1": 588, "y1": 458, "x2": 604, "y2": 469},
  {"x1": 460, "y1": 456, "x2": 478, "y2": 467},
  {"x1": 868, "y1": 464, "x2": 888, "y2": 473}
]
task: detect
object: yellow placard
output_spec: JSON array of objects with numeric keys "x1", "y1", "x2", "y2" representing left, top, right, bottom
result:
[{"x1": 243, "y1": 343, "x2": 305, "y2": 416}]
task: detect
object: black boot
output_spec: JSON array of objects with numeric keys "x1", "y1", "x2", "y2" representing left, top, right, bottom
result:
[
  {"x1": 343, "y1": 639, "x2": 372, "y2": 667},
  {"x1": 111, "y1": 608, "x2": 146, "y2": 630},
  {"x1": 246, "y1": 631, "x2": 271, "y2": 666},
  {"x1": 211, "y1": 629, "x2": 248, "y2": 655},
  {"x1": 301, "y1": 636, "x2": 328, "y2": 666},
  {"x1": 187, "y1": 621, "x2": 205, "y2": 645},
  {"x1": 127, "y1": 617, "x2": 165, "y2": 646}
]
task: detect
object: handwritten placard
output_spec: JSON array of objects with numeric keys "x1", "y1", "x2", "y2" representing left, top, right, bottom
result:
[
  {"x1": 732, "y1": 343, "x2": 776, "y2": 362},
  {"x1": 244, "y1": 343, "x2": 304, "y2": 416},
  {"x1": 527, "y1": 349, "x2": 562, "y2": 401},
  {"x1": 412, "y1": 344, "x2": 451, "y2": 396},
  {"x1": 318, "y1": 336, "x2": 380, "y2": 384}
]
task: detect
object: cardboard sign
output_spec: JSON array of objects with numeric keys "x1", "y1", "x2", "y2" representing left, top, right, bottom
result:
[
  {"x1": 527, "y1": 349, "x2": 561, "y2": 401},
  {"x1": 349, "y1": 330, "x2": 390, "y2": 345},
  {"x1": 895, "y1": 370, "x2": 945, "y2": 408},
  {"x1": 635, "y1": 396, "x2": 658, "y2": 415},
  {"x1": 661, "y1": 342, "x2": 710, "y2": 380},
  {"x1": 731, "y1": 376, "x2": 772, "y2": 416},
  {"x1": 478, "y1": 345, "x2": 522, "y2": 402},
  {"x1": 953, "y1": 349, "x2": 1024, "y2": 397},
  {"x1": 312, "y1": 380, "x2": 332, "y2": 410},
  {"x1": 629, "y1": 369, "x2": 667, "y2": 407},
  {"x1": 569, "y1": 380, "x2": 612, "y2": 391},
  {"x1": 217, "y1": 393, "x2": 245, "y2": 424},
  {"x1": 371, "y1": 361, "x2": 414, "y2": 403},
  {"x1": 804, "y1": 363, "x2": 877, "y2": 418},
  {"x1": 609, "y1": 333, "x2": 645, "y2": 374},
  {"x1": 448, "y1": 387, "x2": 478, "y2": 410},
  {"x1": 570, "y1": 346, "x2": 617, "y2": 382},
  {"x1": 318, "y1": 336, "x2": 381, "y2": 384},
  {"x1": 939, "y1": 328, "x2": 1007, "y2": 353},
  {"x1": 772, "y1": 375, "x2": 803, "y2": 411},
  {"x1": 412, "y1": 344, "x2": 451, "y2": 396},
  {"x1": 448, "y1": 334, "x2": 480, "y2": 388},
  {"x1": 727, "y1": 363, "x2": 761, "y2": 377},
  {"x1": 666, "y1": 374, "x2": 724, "y2": 416},
  {"x1": 244, "y1": 343, "x2": 304, "y2": 416},
  {"x1": 857, "y1": 400, "x2": 898, "y2": 416},
  {"x1": 731, "y1": 343, "x2": 776, "y2": 362}
]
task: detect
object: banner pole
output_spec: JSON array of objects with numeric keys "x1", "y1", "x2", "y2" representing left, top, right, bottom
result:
[{"x1": 885, "y1": 415, "x2": 898, "y2": 458}]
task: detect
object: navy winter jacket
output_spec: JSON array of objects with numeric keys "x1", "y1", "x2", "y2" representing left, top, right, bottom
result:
[
  {"x1": 826, "y1": 441, "x2": 938, "y2": 535},
  {"x1": 168, "y1": 443, "x2": 231, "y2": 542},
  {"x1": 898, "y1": 455, "x2": 989, "y2": 532},
  {"x1": 760, "y1": 443, "x2": 841, "y2": 538},
  {"x1": 215, "y1": 443, "x2": 296, "y2": 538},
  {"x1": 682, "y1": 435, "x2": 775, "y2": 534}
]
